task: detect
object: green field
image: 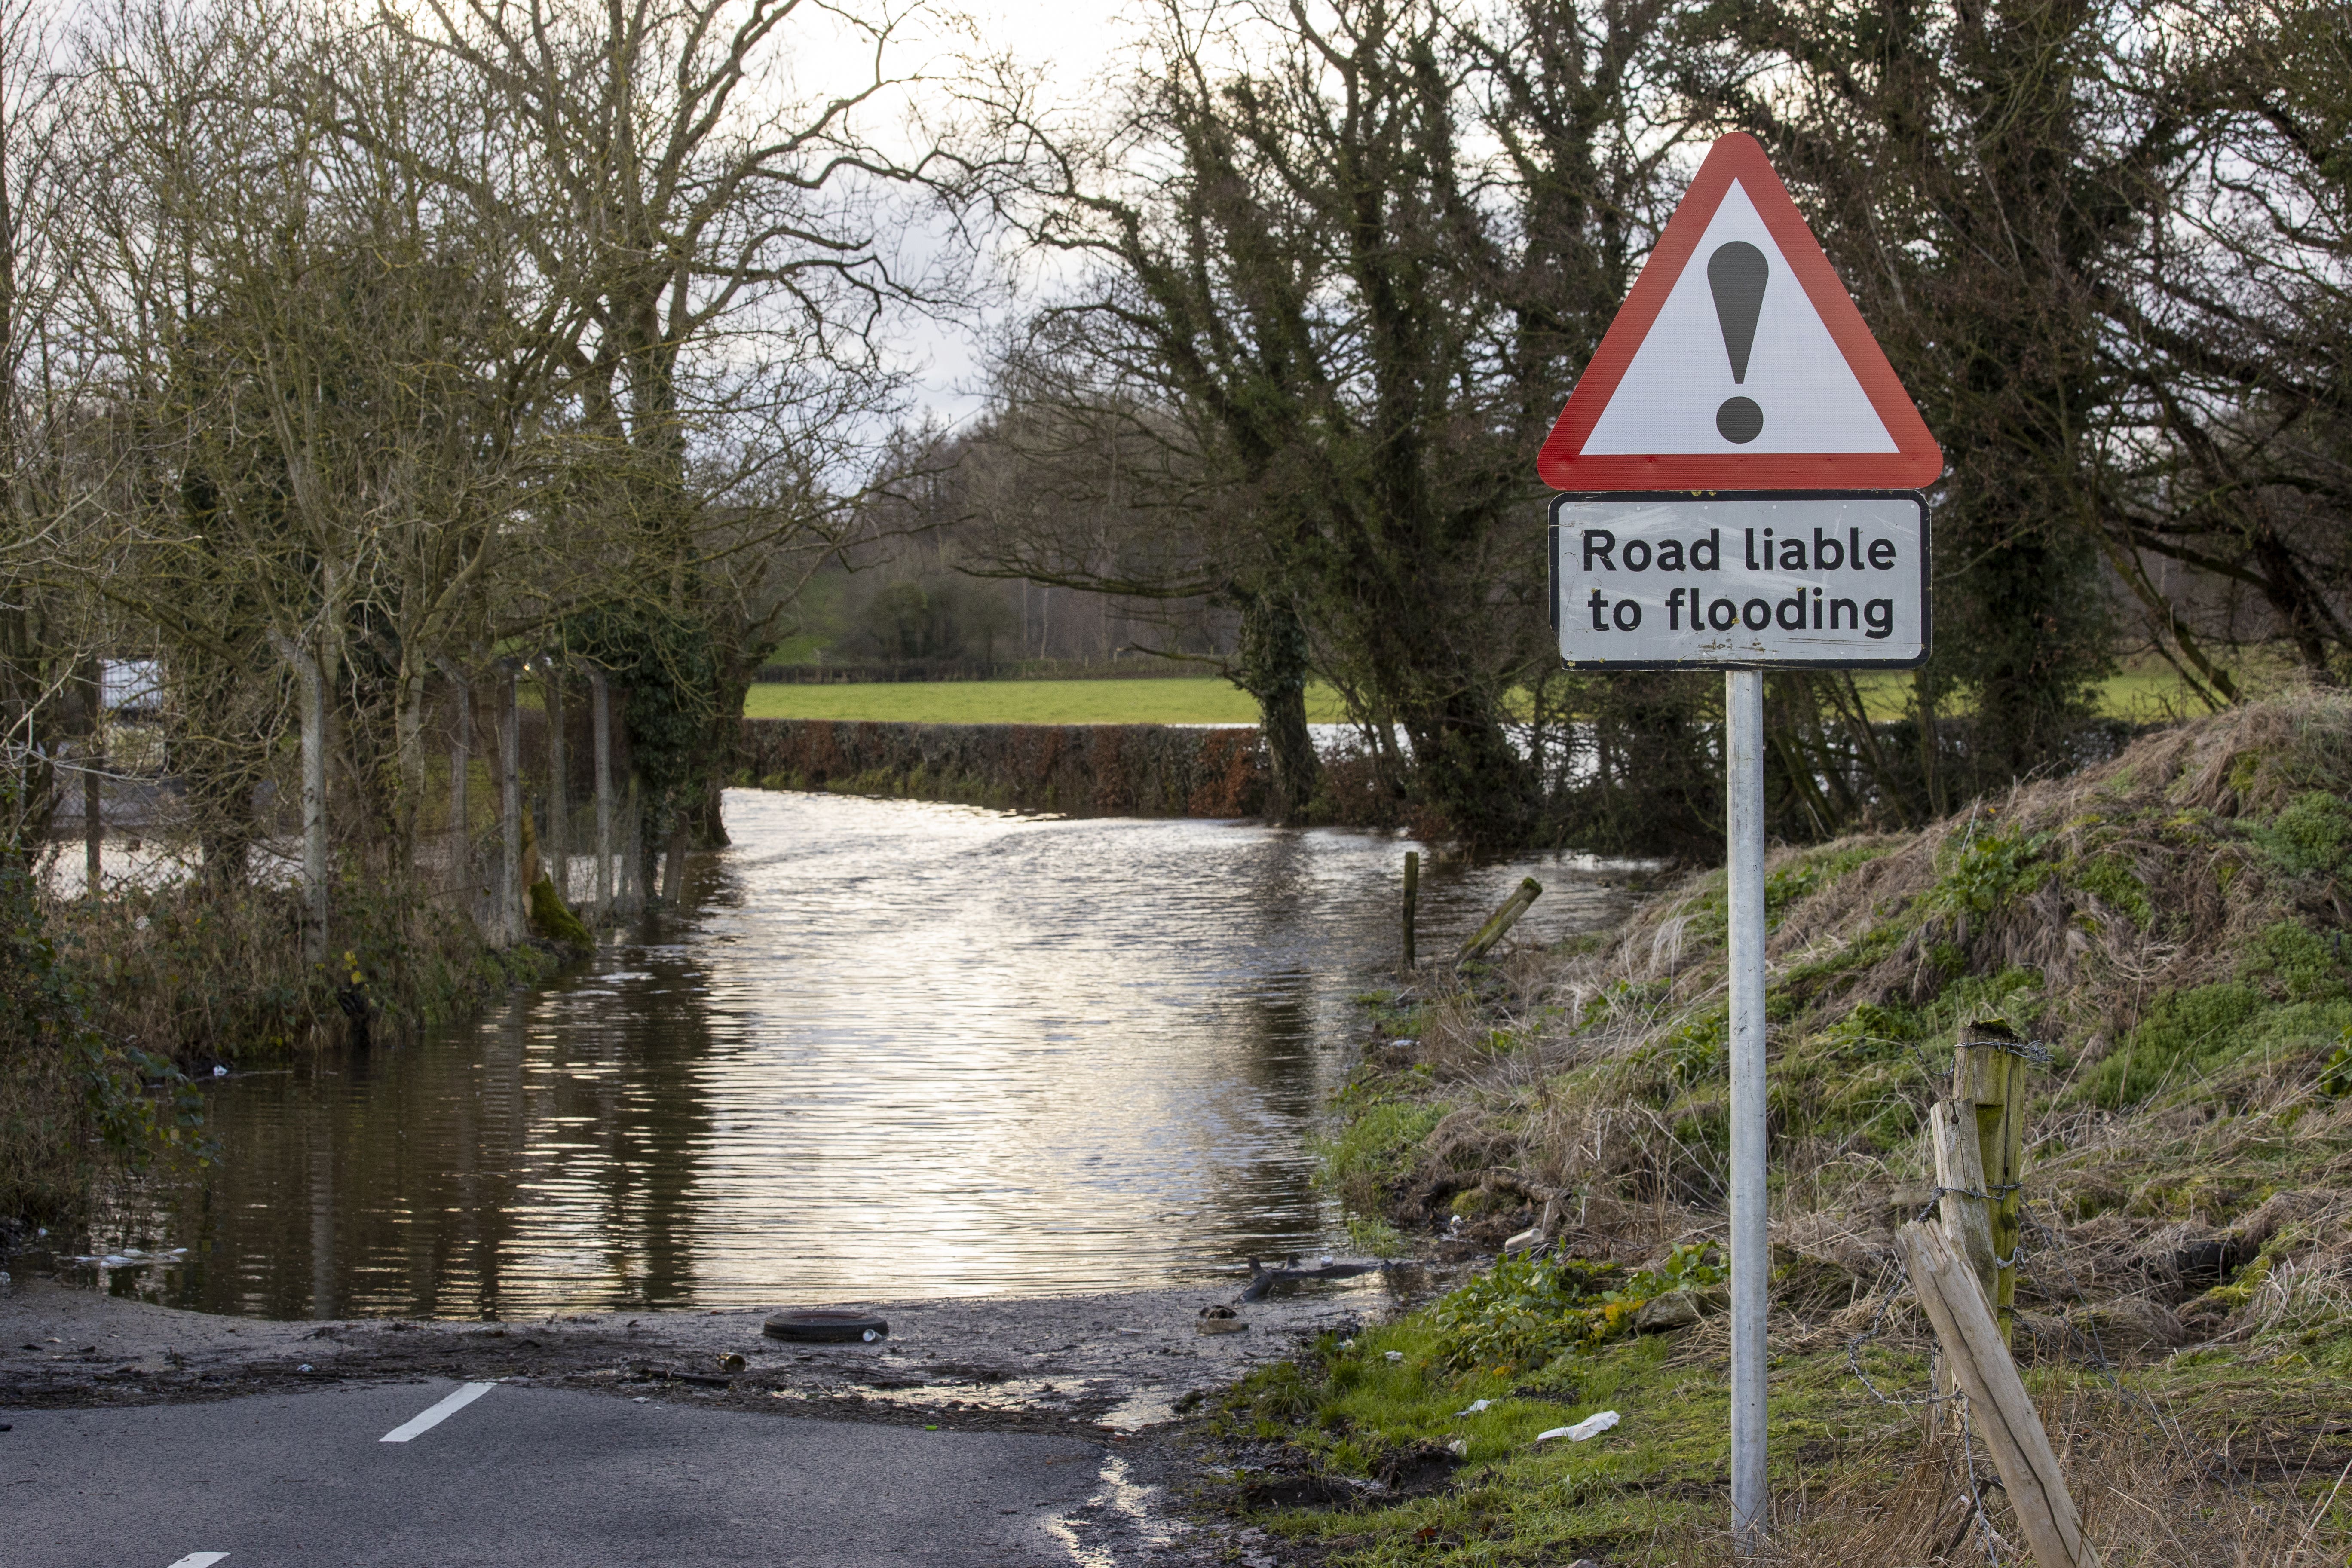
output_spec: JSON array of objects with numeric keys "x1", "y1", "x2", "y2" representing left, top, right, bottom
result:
[
  {"x1": 743, "y1": 676, "x2": 1349, "y2": 725},
  {"x1": 1848, "y1": 665, "x2": 2217, "y2": 723},
  {"x1": 745, "y1": 664, "x2": 2222, "y2": 726}
]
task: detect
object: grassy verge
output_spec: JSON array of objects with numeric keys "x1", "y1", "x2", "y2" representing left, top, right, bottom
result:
[{"x1": 1218, "y1": 688, "x2": 2352, "y2": 1563}]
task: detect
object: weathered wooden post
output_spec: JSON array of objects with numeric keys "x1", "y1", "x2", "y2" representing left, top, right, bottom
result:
[
  {"x1": 1402, "y1": 850, "x2": 1419, "y2": 971},
  {"x1": 545, "y1": 663, "x2": 569, "y2": 903},
  {"x1": 1897, "y1": 1221, "x2": 2101, "y2": 1568},
  {"x1": 1928, "y1": 1093, "x2": 1997, "y2": 1421},
  {"x1": 590, "y1": 667, "x2": 613, "y2": 917},
  {"x1": 1957, "y1": 1018, "x2": 2028, "y2": 1344},
  {"x1": 1930, "y1": 1096, "x2": 1998, "y2": 1302},
  {"x1": 1455, "y1": 876, "x2": 1542, "y2": 967}
]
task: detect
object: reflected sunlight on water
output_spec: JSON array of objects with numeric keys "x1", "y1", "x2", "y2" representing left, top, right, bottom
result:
[{"x1": 94, "y1": 791, "x2": 1623, "y2": 1318}]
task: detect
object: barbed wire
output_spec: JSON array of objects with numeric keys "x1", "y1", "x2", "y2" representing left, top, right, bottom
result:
[
  {"x1": 1842, "y1": 1204, "x2": 2007, "y2": 1565},
  {"x1": 1842, "y1": 1136, "x2": 2209, "y2": 1563}
]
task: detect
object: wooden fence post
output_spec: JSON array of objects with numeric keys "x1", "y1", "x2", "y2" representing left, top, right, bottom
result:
[
  {"x1": 1929, "y1": 1093, "x2": 1997, "y2": 1420},
  {"x1": 1931, "y1": 1097, "x2": 1998, "y2": 1302},
  {"x1": 1958, "y1": 1019, "x2": 2028, "y2": 1344},
  {"x1": 1402, "y1": 851, "x2": 1419, "y2": 971},
  {"x1": 1455, "y1": 877, "x2": 1542, "y2": 967},
  {"x1": 1896, "y1": 1221, "x2": 2101, "y2": 1568}
]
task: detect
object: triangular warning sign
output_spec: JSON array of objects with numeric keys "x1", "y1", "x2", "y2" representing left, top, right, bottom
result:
[{"x1": 1537, "y1": 134, "x2": 1942, "y2": 492}]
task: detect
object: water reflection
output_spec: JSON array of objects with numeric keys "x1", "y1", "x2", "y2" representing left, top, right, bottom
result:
[{"x1": 96, "y1": 792, "x2": 1622, "y2": 1318}]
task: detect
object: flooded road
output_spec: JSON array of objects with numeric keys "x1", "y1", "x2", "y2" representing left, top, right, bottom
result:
[{"x1": 89, "y1": 790, "x2": 1620, "y2": 1319}]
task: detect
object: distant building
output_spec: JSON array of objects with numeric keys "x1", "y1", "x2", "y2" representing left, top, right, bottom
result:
[{"x1": 102, "y1": 660, "x2": 165, "y2": 717}]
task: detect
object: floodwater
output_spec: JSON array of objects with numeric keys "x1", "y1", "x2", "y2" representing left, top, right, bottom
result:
[{"x1": 83, "y1": 790, "x2": 1622, "y2": 1320}]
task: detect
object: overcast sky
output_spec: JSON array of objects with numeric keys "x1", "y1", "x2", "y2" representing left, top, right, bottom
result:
[{"x1": 855, "y1": 1, "x2": 1148, "y2": 430}]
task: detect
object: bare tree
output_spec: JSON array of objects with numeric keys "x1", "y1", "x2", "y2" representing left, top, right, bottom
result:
[
  {"x1": 966, "y1": 0, "x2": 1694, "y2": 845},
  {"x1": 0, "y1": 0, "x2": 101, "y2": 864},
  {"x1": 371, "y1": 0, "x2": 936, "y2": 866}
]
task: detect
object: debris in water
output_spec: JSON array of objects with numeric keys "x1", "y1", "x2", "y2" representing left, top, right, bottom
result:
[
  {"x1": 763, "y1": 1309, "x2": 888, "y2": 1344},
  {"x1": 1196, "y1": 1305, "x2": 1248, "y2": 1336},
  {"x1": 1239, "y1": 1255, "x2": 1387, "y2": 1301}
]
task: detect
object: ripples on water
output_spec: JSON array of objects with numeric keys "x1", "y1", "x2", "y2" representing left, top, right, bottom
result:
[{"x1": 92, "y1": 791, "x2": 1623, "y2": 1319}]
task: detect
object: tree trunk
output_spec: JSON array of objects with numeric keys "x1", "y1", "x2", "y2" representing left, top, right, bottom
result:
[
  {"x1": 394, "y1": 666, "x2": 429, "y2": 885},
  {"x1": 1404, "y1": 691, "x2": 1537, "y2": 850},
  {"x1": 499, "y1": 669, "x2": 521, "y2": 945},
  {"x1": 437, "y1": 662, "x2": 475, "y2": 919},
  {"x1": 1233, "y1": 591, "x2": 1319, "y2": 825},
  {"x1": 1914, "y1": 671, "x2": 1947, "y2": 819},
  {"x1": 546, "y1": 669, "x2": 569, "y2": 900},
  {"x1": 276, "y1": 634, "x2": 331, "y2": 963},
  {"x1": 591, "y1": 668, "x2": 614, "y2": 917}
]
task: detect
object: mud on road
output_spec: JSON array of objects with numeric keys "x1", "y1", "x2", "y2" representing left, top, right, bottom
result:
[{"x1": 1, "y1": 1269, "x2": 1430, "y2": 1563}]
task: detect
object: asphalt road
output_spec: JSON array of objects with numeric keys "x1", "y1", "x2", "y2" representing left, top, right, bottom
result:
[{"x1": 1, "y1": 1379, "x2": 1118, "y2": 1566}]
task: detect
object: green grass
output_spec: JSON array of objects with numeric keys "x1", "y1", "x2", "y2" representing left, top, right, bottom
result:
[
  {"x1": 743, "y1": 676, "x2": 1351, "y2": 725},
  {"x1": 1207, "y1": 1297, "x2": 2352, "y2": 1563},
  {"x1": 1204, "y1": 1312, "x2": 1944, "y2": 1560},
  {"x1": 743, "y1": 659, "x2": 2243, "y2": 728},
  {"x1": 1847, "y1": 652, "x2": 2304, "y2": 724}
]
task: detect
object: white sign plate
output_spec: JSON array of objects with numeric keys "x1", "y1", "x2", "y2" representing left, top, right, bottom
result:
[{"x1": 1550, "y1": 492, "x2": 1927, "y2": 669}]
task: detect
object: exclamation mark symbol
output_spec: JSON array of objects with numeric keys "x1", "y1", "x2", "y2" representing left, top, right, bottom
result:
[{"x1": 1708, "y1": 242, "x2": 1768, "y2": 443}]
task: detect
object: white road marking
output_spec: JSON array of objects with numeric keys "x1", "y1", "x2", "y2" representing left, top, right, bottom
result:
[
  {"x1": 379, "y1": 1381, "x2": 498, "y2": 1443},
  {"x1": 165, "y1": 1554, "x2": 230, "y2": 1567}
]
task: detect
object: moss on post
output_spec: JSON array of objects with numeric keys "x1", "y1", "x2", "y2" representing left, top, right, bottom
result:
[{"x1": 1957, "y1": 1017, "x2": 2028, "y2": 1346}]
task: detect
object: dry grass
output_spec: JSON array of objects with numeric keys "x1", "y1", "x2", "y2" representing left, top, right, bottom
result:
[
  {"x1": 1365, "y1": 689, "x2": 2352, "y2": 1340},
  {"x1": 1687, "y1": 1405, "x2": 2352, "y2": 1567}
]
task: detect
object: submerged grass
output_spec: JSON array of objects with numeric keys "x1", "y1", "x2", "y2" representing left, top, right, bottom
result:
[{"x1": 1230, "y1": 687, "x2": 2352, "y2": 1564}]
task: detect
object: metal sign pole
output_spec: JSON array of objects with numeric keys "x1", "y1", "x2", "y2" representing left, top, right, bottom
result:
[
  {"x1": 1725, "y1": 667, "x2": 1768, "y2": 1547},
  {"x1": 1539, "y1": 131, "x2": 1945, "y2": 1556}
]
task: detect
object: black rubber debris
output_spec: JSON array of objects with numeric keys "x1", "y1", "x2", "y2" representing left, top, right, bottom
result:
[{"x1": 763, "y1": 1309, "x2": 889, "y2": 1343}]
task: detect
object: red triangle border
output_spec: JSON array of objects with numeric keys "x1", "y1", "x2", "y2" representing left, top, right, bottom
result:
[{"x1": 1537, "y1": 134, "x2": 1943, "y2": 492}]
